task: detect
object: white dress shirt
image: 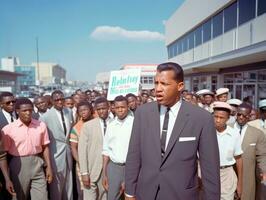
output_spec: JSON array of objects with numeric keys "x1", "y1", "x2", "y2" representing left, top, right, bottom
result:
[
  {"x1": 99, "y1": 117, "x2": 112, "y2": 137},
  {"x1": 216, "y1": 126, "x2": 243, "y2": 166},
  {"x1": 54, "y1": 109, "x2": 71, "y2": 135},
  {"x1": 160, "y1": 100, "x2": 182, "y2": 151},
  {"x1": 234, "y1": 123, "x2": 248, "y2": 144},
  {"x1": 2, "y1": 109, "x2": 16, "y2": 124},
  {"x1": 102, "y1": 114, "x2": 134, "y2": 163}
]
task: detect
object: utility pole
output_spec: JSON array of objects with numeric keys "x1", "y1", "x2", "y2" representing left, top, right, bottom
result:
[{"x1": 36, "y1": 37, "x2": 40, "y2": 94}]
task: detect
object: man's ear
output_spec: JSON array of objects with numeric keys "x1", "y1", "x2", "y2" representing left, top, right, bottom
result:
[{"x1": 177, "y1": 82, "x2": 184, "y2": 92}]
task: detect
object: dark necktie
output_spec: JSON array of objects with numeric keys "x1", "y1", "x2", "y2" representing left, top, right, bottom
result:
[
  {"x1": 161, "y1": 107, "x2": 170, "y2": 157},
  {"x1": 103, "y1": 119, "x2": 107, "y2": 135},
  {"x1": 60, "y1": 110, "x2": 67, "y2": 135},
  {"x1": 10, "y1": 113, "x2": 14, "y2": 122},
  {"x1": 239, "y1": 125, "x2": 243, "y2": 135}
]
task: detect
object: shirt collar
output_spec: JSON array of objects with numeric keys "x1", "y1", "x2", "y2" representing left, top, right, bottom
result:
[
  {"x1": 235, "y1": 122, "x2": 248, "y2": 130},
  {"x1": 2, "y1": 109, "x2": 13, "y2": 117},
  {"x1": 15, "y1": 118, "x2": 38, "y2": 127},
  {"x1": 217, "y1": 126, "x2": 233, "y2": 136},
  {"x1": 161, "y1": 100, "x2": 182, "y2": 118}
]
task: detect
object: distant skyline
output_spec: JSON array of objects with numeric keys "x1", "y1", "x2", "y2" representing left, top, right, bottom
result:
[{"x1": 0, "y1": 0, "x2": 184, "y2": 82}]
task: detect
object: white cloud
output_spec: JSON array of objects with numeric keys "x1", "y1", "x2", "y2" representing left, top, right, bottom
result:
[{"x1": 90, "y1": 26, "x2": 165, "y2": 41}]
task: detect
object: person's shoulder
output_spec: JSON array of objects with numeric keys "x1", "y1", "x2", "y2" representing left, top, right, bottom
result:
[
  {"x1": 136, "y1": 101, "x2": 158, "y2": 113},
  {"x1": 247, "y1": 125, "x2": 265, "y2": 137},
  {"x1": 248, "y1": 119, "x2": 260, "y2": 126},
  {"x1": 83, "y1": 118, "x2": 99, "y2": 127}
]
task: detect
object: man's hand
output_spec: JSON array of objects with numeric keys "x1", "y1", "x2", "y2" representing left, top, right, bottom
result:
[
  {"x1": 119, "y1": 182, "x2": 125, "y2": 195},
  {"x1": 102, "y1": 175, "x2": 109, "y2": 191},
  {"x1": 236, "y1": 180, "x2": 242, "y2": 198},
  {"x1": 45, "y1": 166, "x2": 53, "y2": 184},
  {"x1": 6, "y1": 179, "x2": 16, "y2": 196},
  {"x1": 81, "y1": 175, "x2": 90, "y2": 188},
  {"x1": 260, "y1": 173, "x2": 266, "y2": 181}
]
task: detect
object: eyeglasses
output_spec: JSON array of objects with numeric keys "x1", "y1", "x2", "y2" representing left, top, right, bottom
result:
[
  {"x1": 5, "y1": 100, "x2": 16, "y2": 105},
  {"x1": 237, "y1": 113, "x2": 249, "y2": 118}
]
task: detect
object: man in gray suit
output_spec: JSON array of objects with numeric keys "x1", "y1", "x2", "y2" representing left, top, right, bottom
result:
[
  {"x1": 41, "y1": 90, "x2": 73, "y2": 200},
  {"x1": 125, "y1": 62, "x2": 220, "y2": 200},
  {"x1": 79, "y1": 97, "x2": 110, "y2": 200}
]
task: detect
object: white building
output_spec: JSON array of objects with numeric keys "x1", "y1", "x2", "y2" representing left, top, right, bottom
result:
[
  {"x1": 166, "y1": 0, "x2": 266, "y2": 107},
  {"x1": 1, "y1": 57, "x2": 20, "y2": 72},
  {"x1": 32, "y1": 62, "x2": 66, "y2": 85}
]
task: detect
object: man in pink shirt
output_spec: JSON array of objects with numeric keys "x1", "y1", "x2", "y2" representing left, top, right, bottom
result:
[{"x1": 1, "y1": 98, "x2": 53, "y2": 200}]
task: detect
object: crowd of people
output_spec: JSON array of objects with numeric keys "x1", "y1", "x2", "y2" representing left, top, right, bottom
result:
[{"x1": 0, "y1": 62, "x2": 265, "y2": 200}]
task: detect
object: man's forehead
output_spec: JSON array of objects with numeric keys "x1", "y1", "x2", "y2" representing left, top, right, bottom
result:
[
  {"x1": 19, "y1": 104, "x2": 33, "y2": 109},
  {"x1": 2, "y1": 96, "x2": 14, "y2": 101}
]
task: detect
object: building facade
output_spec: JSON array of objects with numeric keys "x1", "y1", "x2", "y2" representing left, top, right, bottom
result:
[
  {"x1": 32, "y1": 62, "x2": 66, "y2": 85},
  {"x1": 166, "y1": 0, "x2": 266, "y2": 107},
  {"x1": 15, "y1": 65, "x2": 36, "y2": 90},
  {"x1": 1, "y1": 57, "x2": 20, "y2": 72}
]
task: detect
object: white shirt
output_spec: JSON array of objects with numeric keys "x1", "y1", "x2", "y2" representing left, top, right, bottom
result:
[
  {"x1": 54, "y1": 109, "x2": 71, "y2": 134},
  {"x1": 160, "y1": 100, "x2": 181, "y2": 150},
  {"x1": 234, "y1": 123, "x2": 248, "y2": 144},
  {"x1": 102, "y1": 114, "x2": 134, "y2": 163},
  {"x1": 2, "y1": 109, "x2": 16, "y2": 124},
  {"x1": 216, "y1": 126, "x2": 243, "y2": 166}
]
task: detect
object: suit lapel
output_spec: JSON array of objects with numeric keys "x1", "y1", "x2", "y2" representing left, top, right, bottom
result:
[
  {"x1": 161, "y1": 101, "x2": 189, "y2": 164},
  {"x1": 151, "y1": 103, "x2": 162, "y2": 158},
  {"x1": 51, "y1": 107, "x2": 64, "y2": 133},
  {"x1": 0, "y1": 110, "x2": 9, "y2": 127}
]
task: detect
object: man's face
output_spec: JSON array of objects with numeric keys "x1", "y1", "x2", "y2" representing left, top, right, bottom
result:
[
  {"x1": 127, "y1": 96, "x2": 137, "y2": 111},
  {"x1": 17, "y1": 104, "x2": 33, "y2": 124},
  {"x1": 35, "y1": 97, "x2": 48, "y2": 113},
  {"x1": 114, "y1": 101, "x2": 128, "y2": 120},
  {"x1": 52, "y1": 93, "x2": 65, "y2": 111},
  {"x1": 78, "y1": 105, "x2": 91, "y2": 121},
  {"x1": 214, "y1": 110, "x2": 229, "y2": 131},
  {"x1": 217, "y1": 94, "x2": 228, "y2": 102},
  {"x1": 155, "y1": 70, "x2": 184, "y2": 107},
  {"x1": 260, "y1": 109, "x2": 266, "y2": 120},
  {"x1": 142, "y1": 94, "x2": 149, "y2": 103},
  {"x1": 64, "y1": 99, "x2": 74, "y2": 109},
  {"x1": 204, "y1": 95, "x2": 213, "y2": 105},
  {"x1": 0, "y1": 96, "x2": 15, "y2": 113},
  {"x1": 72, "y1": 94, "x2": 81, "y2": 105},
  {"x1": 95, "y1": 102, "x2": 109, "y2": 120},
  {"x1": 184, "y1": 94, "x2": 193, "y2": 102},
  {"x1": 236, "y1": 107, "x2": 250, "y2": 126}
]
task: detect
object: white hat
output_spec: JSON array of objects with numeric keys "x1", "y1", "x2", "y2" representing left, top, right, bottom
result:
[
  {"x1": 196, "y1": 89, "x2": 213, "y2": 96},
  {"x1": 216, "y1": 88, "x2": 229, "y2": 96},
  {"x1": 213, "y1": 101, "x2": 232, "y2": 112},
  {"x1": 259, "y1": 99, "x2": 266, "y2": 110},
  {"x1": 227, "y1": 99, "x2": 242, "y2": 106}
]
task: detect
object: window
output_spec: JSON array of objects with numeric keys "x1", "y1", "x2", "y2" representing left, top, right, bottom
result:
[
  {"x1": 194, "y1": 26, "x2": 202, "y2": 47},
  {"x1": 178, "y1": 40, "x2": 182, "y2": 54},
  {"x1": 203, "y1": 20, "x2": 211, "y2": 43},
  {"x1": 239, "y1": 0, "x2": 256, "y2": 25},
  {"x1": 188, "y1": 32, "x2": 194, "y2": 50},
  {"x1": 258, "y1": 0, "x2": 266, "y2": 16},
  {"x1": 212, "y1": 11, "x2": 223, "y2": 38},
  {"x1": 224, "y1": 2, "x2": 237, "y2": 32},
  {"x1": 182, "y1": 36, "x2": 188, "y2": 52}
]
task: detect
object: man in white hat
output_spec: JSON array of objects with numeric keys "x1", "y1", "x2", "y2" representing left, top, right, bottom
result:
[
  {"x1": 196, "y1": 89, "x2": 210, "y2": 108},
  {"x1": 202, "y1": 90, "x2": 214, "y2": 113},
  {"x1": 248, "y1": 99, "x2": 266, "y2": 200},
  {"x1": 216, "y1": 88, "x2": 230, "y2": 102},
  {"x1": 213, "y1": 102, "x2": 243, "y2": 200},
  {"x1": 227, "y1": 99, "x2": 243, "y2": 125}
]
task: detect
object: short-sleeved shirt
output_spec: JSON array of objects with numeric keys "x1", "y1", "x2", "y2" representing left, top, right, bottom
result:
[
  {"x1": 216, "y1": 126, "x2": 243, "y2": 166},
  {"x1": 69, "y1": 120, "x2": 84, "y2": 143},
  {"x1": 1, "y1": 118, "x2": 50, "y2": 156}
]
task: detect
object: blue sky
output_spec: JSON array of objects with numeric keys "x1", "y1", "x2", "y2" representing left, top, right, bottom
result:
[{"x1": 0, "y1": 0, "x2": 184, "y2": 82}]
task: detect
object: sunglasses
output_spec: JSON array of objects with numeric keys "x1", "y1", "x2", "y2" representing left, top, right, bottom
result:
[
  {"x1": 5, "y1": 100, "x2": 16, "y2": 105},
  {"x1": 236, "y1": 113, "x2": 249, "y2": 118}
]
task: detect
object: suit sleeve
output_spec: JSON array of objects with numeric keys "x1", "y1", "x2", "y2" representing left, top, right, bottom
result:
[
  {"x1": 78, "y1": 124, "x2": 89, "y2": 175},
  {"x1": 255, "y1": 129, "x2": 266, "y2": 173},
  {"x1": 125, "y1": 108, "x2": 142, "y2": 196},
  {"x1": 198, "y1": 114, "x2": 220, "y2": 200}
]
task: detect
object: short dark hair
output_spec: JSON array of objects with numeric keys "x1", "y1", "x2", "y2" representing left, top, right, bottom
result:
[
  {"x1": 15, "y1": 97, "x2": 33, "y2": 109},
  {"x1": 64, "y1": 96, "x2": 73, "y2": 101},
  {"x1": 51, "y1": 90, "x2": 64, "y2": 99},
  {"x1": 114, "y1": 95, "x2": 128, "y2": 104},
  {"x1": 0, "y1": 91, "x2": 14, "y2": 102},
  {"x1": 157, "y1": 62, "x2": 184, "y2": 82},
  {"x1": 238, "y1": 103, "x2": 252, "y2": 113},
  {"x1": 126, "y1": 93, "x2": 137, "y2": 99},
  {"x1": 94, "y1": 97, "x2": 108, "y2": 106},
  {"x1": 77, "y1": 101, "x2": 92, "y2": 111}
]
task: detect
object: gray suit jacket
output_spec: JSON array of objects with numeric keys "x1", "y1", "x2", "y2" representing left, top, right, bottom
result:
[
  {"x1": 78, "y1": 118, "x2": 104, "y2": 182},
  {"x1": 125, "y1": 101, "x2": 220, "y2": 200},
  {"x1": 0, "y1": 109, "x2": 9, "y2": 130},
  {"x1": 40, "y1": 107, "x2": 73, "y2": 172}
]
